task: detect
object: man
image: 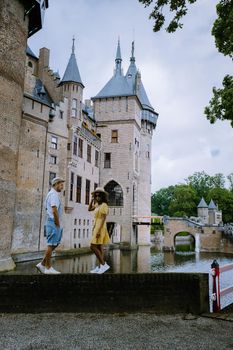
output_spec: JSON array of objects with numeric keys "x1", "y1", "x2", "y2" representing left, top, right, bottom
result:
[{"x1": 36, "y1": 177, "x2": 65, "y2": 274}]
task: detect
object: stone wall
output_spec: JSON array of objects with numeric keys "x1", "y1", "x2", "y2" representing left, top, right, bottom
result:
[
  {"x1": 0, "y1": 0, "x2": 28, "y2": 270},
  {"x1": 164, "y1": 218, "x2": 224, "y2": 251},
  {"x1": 0, "y1": 273, "x2": 209, "y2": 314}
]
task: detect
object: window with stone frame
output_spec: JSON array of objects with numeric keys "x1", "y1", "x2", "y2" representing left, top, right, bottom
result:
[
  {"x1": 104, "y1": 153, "x2": 111, "y2": 168},
  {"x1": 85, "y1": 179, "x2": 90, "y2": 205},
  {"x1": 104, "y1": 180, "x2": 123, "y2": 207},
  {"x1": 70, "y1": 172, "x2": 74, "y2": 201},
  {"x1": 73, "y1": 135, "x2": 77, "y2": 156},
  {"x1": 76, "y1": 175, "x2": 82, "y2": 203},
  {"x1": 49, "y1": 172, "x2": 56, "y2": 186},
  {"x1": 51, "y1": 136, "x2": 58, "y2": 149},
  {"x1": 111, "y1": 130, "x2": 118, "y2": 143},
  {"x1": 59, "y1": 110, "x2": 64, "y2": 119},
  {"x1": 87, "y1": 144, "x2": 91, "y2": 163},
  {"x1": 72, "y1": 98, "x2": 78, "y2": 117},
  {"x1": 95, "y1": 150, "x2": 99, "y2": 167},
  {"x1": 78, "y1": 138, "x2": 83, "y2": 158},
  {"x1": 50, "y1": 155, "x2": 57, "y2": 164}
]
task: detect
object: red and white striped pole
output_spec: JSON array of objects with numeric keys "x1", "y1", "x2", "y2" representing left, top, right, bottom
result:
[{"x1": 211, "y1": 259, "x2": 220, "y2": 312}]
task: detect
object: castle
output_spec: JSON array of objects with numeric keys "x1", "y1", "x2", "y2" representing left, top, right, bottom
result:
[
  {"x1": 197, "y1": 197, "x2": 222, "y2": 226},
  {"x1": 0, "y1": 0, "x2": 158, "y2": 271}
]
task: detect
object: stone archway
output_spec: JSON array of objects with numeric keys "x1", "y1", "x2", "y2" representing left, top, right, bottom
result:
[
  {"x1": 163, "y1": 218, "x2": 202, "y2": 251},
  {"x1": 104, "y1": 180, "x2": 124, "y2": 207},
  {"x1": 174, "y1": 231, "x2": 195, "y2": 252}
]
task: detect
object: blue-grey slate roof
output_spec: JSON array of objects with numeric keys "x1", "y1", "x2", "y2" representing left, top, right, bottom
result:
[
  {"x1": 93, "y1": 41, "x2": 155, "y2": 114},
  {"x1": 26, "y1": 46, "x2": 38, "y2": 59},
  {"x1": 208, "y1": 199, "x2": 217, "y2": 210},
  {"x1": 61, "y1": 42, "x2": 83, "y2": 86},
  {"x1": 95, "y1": 74, "x2": 132, "y2": 98},
  {"x1": 198, "y1": 197, "x2": 208, "y2": 208},
  {"x1": 27, "y1": 79, "x2": 54, "y2": 107}
]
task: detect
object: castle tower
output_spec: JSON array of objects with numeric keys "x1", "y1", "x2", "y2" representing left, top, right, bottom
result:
[
  {"x1": 208, "y1": 199, "x2": 222, "y2": 226},
  {"x1": 92, "y1": 40, "x2": 158, "y2": 248},
  {"x1": 59, "y1": 39, "x2": 100, "y2": 249},
  {"x1": 59, "y1": 39, "x2": 85, "y2": 213},
  {"x1": 60, "y1": 38, "x2": 84, "y2": 127},
  {"x1": 0, "y1": 0, "x2": 48, "y2": 271},
  {"x1": 197, "y1": 198, "x2": 209, "y2": 225}
]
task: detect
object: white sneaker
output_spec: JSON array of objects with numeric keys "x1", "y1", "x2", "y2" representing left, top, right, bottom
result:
[
  {"x1": 44, "y1": 266, "x2": 61, "y2": 274},
  {"x1": 97, "y1": 263, "x2": 110, "y2": 274},
  {"x1": 36, "y1": 262, "x2": 46, "y2": 274},
  {"x1": 90, "y1": 266, "x2": 100, "y2": 273}
]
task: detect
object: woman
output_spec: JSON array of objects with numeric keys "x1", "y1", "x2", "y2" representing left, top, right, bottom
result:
[{"x1": 88, "y1": 187, "x2": 110, "y2": 274}]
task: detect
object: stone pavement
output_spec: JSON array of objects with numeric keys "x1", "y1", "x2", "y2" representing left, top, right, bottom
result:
[{"x1": 0, "y1": 312, "x2": 233, "y2": 350}]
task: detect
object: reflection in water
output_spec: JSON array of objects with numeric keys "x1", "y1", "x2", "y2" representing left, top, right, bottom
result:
[{"x1": 175, "y1": 235, "x2": 195, "y2": 252}]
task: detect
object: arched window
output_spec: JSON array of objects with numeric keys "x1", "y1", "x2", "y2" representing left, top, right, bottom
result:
[
  {"x1": 28, "y1": 61, "x2": 33, "y2": 68},
  {"x1": 105, "y1": 181, "x2": 123, "y2": 207}
]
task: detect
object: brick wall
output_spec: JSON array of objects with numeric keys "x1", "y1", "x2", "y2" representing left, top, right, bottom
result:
[{"x1": 0, "y1": 273, "x2": 209, "y2": 314}]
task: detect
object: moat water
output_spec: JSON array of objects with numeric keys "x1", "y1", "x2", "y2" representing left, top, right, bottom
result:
[{"x1": 5, "y1": 241, "x2": 233, "y2": 309}]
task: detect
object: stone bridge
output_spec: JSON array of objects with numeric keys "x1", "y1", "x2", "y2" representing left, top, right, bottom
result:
[{"x1": 163, "y1": 217, "x2": 224, "y2": 252}]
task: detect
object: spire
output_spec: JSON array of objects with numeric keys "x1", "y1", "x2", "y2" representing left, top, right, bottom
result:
[
  {"x1": 60, "y1": 38, "x2": 84, "y2": 86},
  {"x1": 130, "y1": 41, "x2": 135, "y2": 63},
  {"x1": 72, "y1": 36, "x2": 75, "y2": 54},
  {"x1": 115, "y1": 39, "x2": 122, "y2": 75}
]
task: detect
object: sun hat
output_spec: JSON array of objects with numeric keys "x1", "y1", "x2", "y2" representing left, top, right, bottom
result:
[
  {"x1": 51, "y1": 177, "x2": 65, "y2": 186},
  {"x1": 91, "y1": 187, "x2": 108, "y2": 195}
]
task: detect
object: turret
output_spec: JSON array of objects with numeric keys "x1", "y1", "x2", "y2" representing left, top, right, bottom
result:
[
  {"x1": 197, "y1": 198, "x2": 209, "y2": 225},
  {"x1": 60, "y1": 38, "x2": 84, "y2": 125}
]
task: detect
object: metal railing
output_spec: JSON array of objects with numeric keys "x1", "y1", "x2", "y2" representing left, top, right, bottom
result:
[{"x1": 211, "y1": 259, "x2": 233, "y2": 312}]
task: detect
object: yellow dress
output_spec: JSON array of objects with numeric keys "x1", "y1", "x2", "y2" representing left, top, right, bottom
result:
[{"x1": 91, "y1": 203, "x2": 110, "y2": 245}]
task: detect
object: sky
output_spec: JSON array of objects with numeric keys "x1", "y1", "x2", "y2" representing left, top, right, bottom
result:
[{"x1": 29, "y1": 0, "x2": 233, "y2": 193}]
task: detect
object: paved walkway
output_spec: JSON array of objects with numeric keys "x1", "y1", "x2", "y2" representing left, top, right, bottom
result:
[{"x1": 0, "y1": 312, "x2": 233, "y2": 350}]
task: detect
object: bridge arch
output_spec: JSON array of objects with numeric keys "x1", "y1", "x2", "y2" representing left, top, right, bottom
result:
[
  {"x1": 163, "y1": 218, "x2": 202, "y2": 251},
  {"x1": 174, "y1": 231, "x2": 195, "y2": 252}
]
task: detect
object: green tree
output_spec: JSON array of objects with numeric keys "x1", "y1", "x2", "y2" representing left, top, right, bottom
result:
[
  {"x1": 227, "y1": 173, "x2": 233, "y2": 192},
  {"x1": 185, "y1": 171, "x2": 225, "y2": 199},
  {"x1": 168, "y1": 185, "x2": 198, "y2": 217},
  {"x1": 151, "y1": 185, "x2": 175, "y2": 215},
  {"x1": 212, "y1": 0, "x2": 233, "y2": 58},
  {"x1": 204, "y1": 75, "x2": 233, "y2": 127},
  {"x1": 138, "y1": 0, "x2": 233, "y2": 127},
  {"x1": 138, "y1": 0, "x2": 197, "y2": 33}
]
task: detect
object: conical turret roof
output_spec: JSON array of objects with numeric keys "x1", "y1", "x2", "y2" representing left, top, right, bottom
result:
[
  {"x1": 198, "y1": 197, "x2": 208, "y2": 208},
  {"x1": 208, "y1": 199, "x2": 217, "y2": 210},
  {"x1": 61, "y1": 38, "x2": 83, "y2": 86}
]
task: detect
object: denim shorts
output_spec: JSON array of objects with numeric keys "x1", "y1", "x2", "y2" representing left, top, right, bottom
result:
[{"x1": 46, "y1": 218, "x2": 63, "y2": 246}]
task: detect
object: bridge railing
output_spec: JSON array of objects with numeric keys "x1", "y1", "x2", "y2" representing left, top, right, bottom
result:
[{"x1": 211, "y1": 259, "x2": 233, "y2": 312}]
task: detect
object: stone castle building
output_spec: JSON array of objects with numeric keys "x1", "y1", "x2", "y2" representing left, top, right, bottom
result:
[
  {"x1": 197, "y1": 197, "x2": 222, "y2": 226},
  {"x1": 0, "y1": 0, "x2": 49, "y2": 272},
  {"x1": 0, "y1": 2, "x2": 158, "y2": 270}
]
